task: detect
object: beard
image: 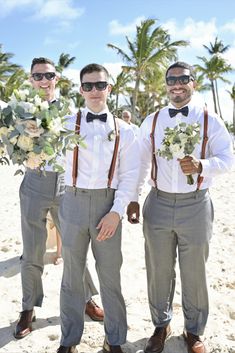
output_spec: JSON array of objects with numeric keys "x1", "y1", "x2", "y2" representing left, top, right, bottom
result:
[{"x1": 169, "y1": 90, "x2": 192, "y2": 105}]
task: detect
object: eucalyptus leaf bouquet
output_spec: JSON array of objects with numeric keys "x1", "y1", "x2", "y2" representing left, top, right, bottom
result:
[
  {"x1": 157, "y1": 122, "x2": 201, "y2": 185},
  {"x1": 0, "y1": 85, "x2": 82, "y2": 174}
]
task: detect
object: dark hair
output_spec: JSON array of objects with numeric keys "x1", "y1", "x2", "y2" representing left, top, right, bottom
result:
[
  {"x1": 31, "y1": 57, "x2": 55, "y2": 72},
  {"x1": 80, "y1": 63, "x2": 109, "y2": 83},
  {"x1": 165, "y1": 61, "x2": 195, "y2": 79}
]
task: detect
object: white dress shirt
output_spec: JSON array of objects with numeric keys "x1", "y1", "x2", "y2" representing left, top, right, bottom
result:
[
  {"x1": 64, "y1": 107, "x2": 140, "y2": 217},
  {"x1": 136, "y1": 100, "x2": 234, "y2": 198}
]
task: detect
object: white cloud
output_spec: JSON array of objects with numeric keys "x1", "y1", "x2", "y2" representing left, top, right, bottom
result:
[
  {"x1": 163, "y1": 17, "x2": 218, "y2": 49},
  {"x1": 109, "y1": 16, "x2": 145, "y2": 35},
  {"x1": 0, "y1": 0, "x2": 40, "y2": 17},
  {"x1": 103, "y1": 62, "x2": 123, "y2": 80},
  {"x1": 34, "y1": 0, "x2": 84, "y2": 20},
  {"x1": 221, "y1": 20, "x2": 235, "y2": 33},
  {"x1": 223, "y1": 46, "x2": 235, "y2": 66},
  {"x1": 0, "y1": 0, "x2": 84, "y2": 21},
  {"x1": 63, "y1": 68, "x2": 80, "y2": 85}
]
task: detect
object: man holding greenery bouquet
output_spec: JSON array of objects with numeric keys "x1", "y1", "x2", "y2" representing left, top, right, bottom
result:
[
  {"x1": 0, "y1": 57, "x2": 104, "y2": 340},
  {"x1": 127, "y1": 62, "x2": 234, "y2": 353}
]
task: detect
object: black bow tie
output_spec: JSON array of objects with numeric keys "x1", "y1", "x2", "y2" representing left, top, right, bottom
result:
[
  {"x1": 86, "y1": 112, "x2": 107, "y2": 123},
  {"x1": 168, "y1": 106, "x2": 189, "y2": 118}
]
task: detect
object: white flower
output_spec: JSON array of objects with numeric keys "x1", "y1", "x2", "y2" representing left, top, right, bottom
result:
[
  {"x1": 170, "y1": 144, "x2": 185, "y2": 158},
  {"x1": 17, "y1": 135, "x2": 34, "y2": 151},
  {"x1": 0, "y1": 126, "x2": 9, "y2": 137},
  {"x1": 20, "y1": 89, "x2": 30, "y2": 101},
  {"x1": 34, "y1": 95, "x2": 43, "y2": 107},
  {"x1": 26, "y1": 152, "x2": 43, "y2": 169},
  {"x1": 18, "y1": 101, "x2": 37, "y2": 114},
  {"x1": 40, "y1": 101, "x2": 49, "y2": 110},
  {"x1": 24, "y1": 120, "x2": 44, "y2": 138},
  {"x1": 49, "y1": 117, "x2": 64, "y2": 135},
  {"x1": 107, "y1": 130, "x2": 116, "y2": 141}
]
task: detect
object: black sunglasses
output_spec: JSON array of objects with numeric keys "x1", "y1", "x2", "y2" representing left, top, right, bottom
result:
[
  {"x1": 166, "y1": 75, "x2": 194, "y2": 86},
  {"x1": 81, "y1": 81, "x2": 108, "y2": 92},
  {"x1": 31, "y1": 72, "x2": 56, "y2": 81}
]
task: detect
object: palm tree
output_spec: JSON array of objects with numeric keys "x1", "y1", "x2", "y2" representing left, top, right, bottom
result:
[
  {"x1": 203, "y1": 37, "x2": 230, "y2": 55},
  {"x1": 0, "y1": 44, "x2": 22, "y2": 101},
  {"x1": 107, "y1": 19, "x2": 188, "y2": 119},
  {"x1": 0, "y1": 68, "x2": 27, "y2": 101},
  {"x1": 55, "y1": 53, "x2": 77, "y2": 100},
  {"x1": 195, "y1": 55, "x2": 233, "y2": 118},
  {"x1": 56, "y1": 53, "x2": 76, "y2": 74},
  {"x1": 199, "y1": 37, "x2": 233, "y2": 118},
  {"x1": 136, "y1": 65, "x2": 166, "y2": 118},
  {"x1": 227, "y1": 84, "x2": 235, "y2": 134},
  {"x1": 110, "y1": 71, "x2": 132, "y2": 115}
]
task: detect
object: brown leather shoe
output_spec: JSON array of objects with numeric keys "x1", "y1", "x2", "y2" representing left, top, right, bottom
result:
[
  {"x1": 103, "y1": 338, "x2": 124, "y2": 353},
  {"x1": 85, "y1": 298, "x2": 104, "y2": 321},
  {"x1": 14, "y1": 309, "x2": 36, "y2": 339},
  {"x1": 56, "y1": 346, "x2": 78, "y2": 353},
  {"x1": 183, "y1": 331, "x2": 207, "y2": 353},
  {"x1": 144, "y1": 325, "x2": 171, "y2": 353}
]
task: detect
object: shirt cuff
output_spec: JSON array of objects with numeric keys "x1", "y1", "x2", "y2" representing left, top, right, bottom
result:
[
  {"x1": 110, "y1": 200, "x2": 125, "y2": 219},
  {"x1": 200, "y1": 159, "x2": 210, "y2": 177}
]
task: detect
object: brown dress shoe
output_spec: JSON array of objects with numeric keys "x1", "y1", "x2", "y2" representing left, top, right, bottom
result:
[
  {"x1": 14, "y1": 309, "x2": 36, "y2": 339},
  {"x1": 85, "y1": 298, "x2": 104, "y2": 321},
  {"x1": 56, "y1": 345, "x2": 78, "y2": 353},
  {"x1": 103, "y1": 338, "x2": 124, "y2": 353},
  {"x1": 144, "y1": 325, "x2": 171, "y2": 353},
  {"x1": 183, "y1": 331, "x2": 207, "y2": 353}
]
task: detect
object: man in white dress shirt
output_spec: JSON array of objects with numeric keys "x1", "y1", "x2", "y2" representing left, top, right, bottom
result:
[
  {"x1": 127, "y1": 61, "x2": 234, "y2": 353},
  {"x1": 14, "y1": 57, "x2": 104, "y2": 340},
  {"x1": 56, "y1": 63, "x2": 139, "y2": 353}
]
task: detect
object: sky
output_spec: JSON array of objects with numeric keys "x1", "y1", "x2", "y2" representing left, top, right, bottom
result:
[{"x1": 0, "y1": 0, "x2": 235, "y2": 121}]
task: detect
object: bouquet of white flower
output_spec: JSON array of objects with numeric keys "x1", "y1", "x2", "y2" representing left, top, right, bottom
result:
[
  {"x1": 0, "y1": 85, "x2": 81, "y2": 174},
  {"x1": 157, "y1": 122, "x2": 201, "y2": 185}
]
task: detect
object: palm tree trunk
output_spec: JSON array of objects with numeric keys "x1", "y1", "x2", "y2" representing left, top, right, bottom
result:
[
  {"x1": 131, "y1": 78, "x2": 140, "y2": 122},
  {"x1": 115, "y1": 94, "x2": 119, "y2": 116},
  {"x1": 215, "y1": 79, "x2": 224, "y2": 120},
  {"x1": 211, "y1": 80, "x2": 218, "y2": 113}
]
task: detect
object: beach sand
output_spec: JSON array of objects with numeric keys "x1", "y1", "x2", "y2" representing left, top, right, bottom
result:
[{"x1": 0, "y1": 164, "x2": 235, "y2": 353}]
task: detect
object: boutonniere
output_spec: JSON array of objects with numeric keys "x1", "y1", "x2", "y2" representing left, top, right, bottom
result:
[{"x1": 107, "y1": 129, "x2": 116, "y2": 141}]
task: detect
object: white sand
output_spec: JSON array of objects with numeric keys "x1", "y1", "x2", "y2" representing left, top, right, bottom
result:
[{"x1": 0, "y1": 164, "x2": 235, "y2": 353}]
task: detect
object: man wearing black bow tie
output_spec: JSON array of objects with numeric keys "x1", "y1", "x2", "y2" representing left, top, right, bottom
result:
[
  {"x1": 127, "y1": 62, "x2": 234, "y2": 353},
  {"x1": 56, "y1": 63, "x2": 139, "y2": 353},
  {"x1": 14, "y1": 57, "x2": 104, "y2": 342}
]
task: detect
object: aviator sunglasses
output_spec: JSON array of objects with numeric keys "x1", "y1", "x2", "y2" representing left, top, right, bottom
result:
[
  {"x1": 81, "y1": 81, "x2": 108, "y2": 92},
  {"x1": 166, "y1": 75, "x2": 194, "y2": 86},
  {"x1": 31, "y1": 72, "x2": 56, "y2": 81}
]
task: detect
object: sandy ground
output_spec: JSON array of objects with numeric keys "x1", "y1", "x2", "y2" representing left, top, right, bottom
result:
[{"x1": 0, "y1": 164, "x2": 235, "y2": 353}]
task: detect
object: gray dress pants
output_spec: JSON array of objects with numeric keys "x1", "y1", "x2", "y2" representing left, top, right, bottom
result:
[
  {"x1": 59, "y1": 187, "x2": 127, "y2": 347},
  {"x1": 19, "y1": 169, "x2": 98, "y2": 310},
  {"x1": 143, "y1": 188, "x2": 213, "y2": 336}
]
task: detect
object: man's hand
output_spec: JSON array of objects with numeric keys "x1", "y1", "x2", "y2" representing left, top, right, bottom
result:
[
  {"x1": 126, "y1": 202, "x2": 140, "y2": 224},
  {"x1": 96, "y1": 211, "x2": 120, "y2": 241},
  {"x1": 178, "y1": 155, "x2": 202, "y2": 175}
]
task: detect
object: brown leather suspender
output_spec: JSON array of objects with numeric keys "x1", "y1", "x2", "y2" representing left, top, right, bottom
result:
[
  {"x1": 107, "y1": 116, "x2": 120, "y2": 188},
  {"x1": 197, "y1": 107, "x2": 208, "y2": 190},
  {"x1": 72, "y1": 112, "x2": 120, "y2": 189},
  {"x1": 72, "y1": 111, "x2": 81, "y2": 188},
  {"x1": 150, "y1": 111, "x2": 160, "y2": 187},
  {"x1": 150, "y1": 107, "x2": 209, "y2": 190}
]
